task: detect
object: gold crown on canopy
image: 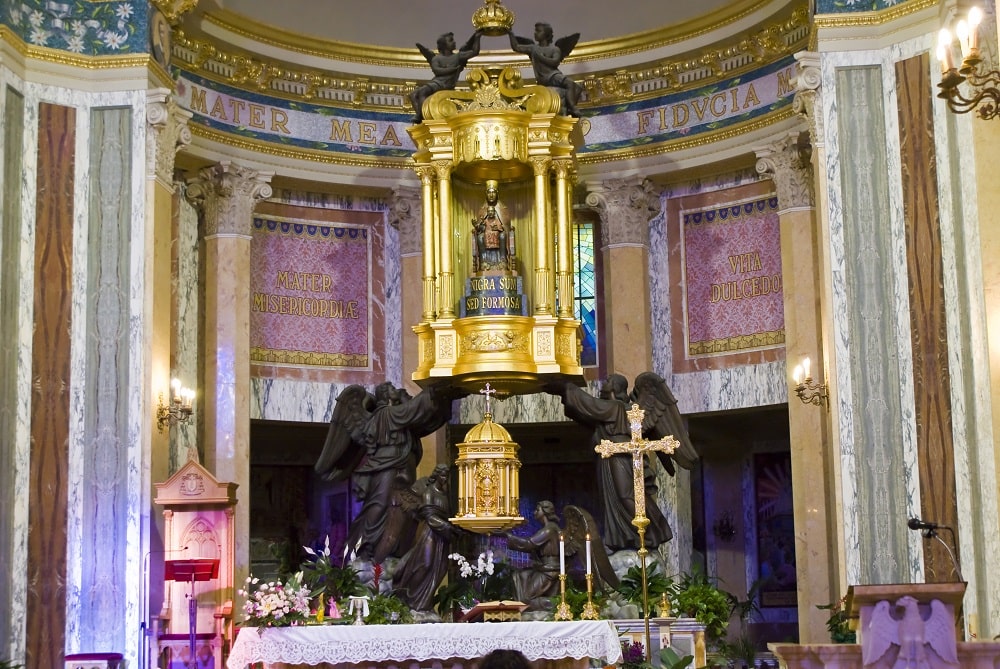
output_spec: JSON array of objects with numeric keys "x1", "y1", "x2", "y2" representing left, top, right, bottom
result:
[{"x1": 472, "y1": 0, "x2": 515, "y2": 37}]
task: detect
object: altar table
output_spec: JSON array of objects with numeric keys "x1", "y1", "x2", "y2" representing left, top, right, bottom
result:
[{"x1": 227, "y1": 620, "x2": 624, "y2": 669}]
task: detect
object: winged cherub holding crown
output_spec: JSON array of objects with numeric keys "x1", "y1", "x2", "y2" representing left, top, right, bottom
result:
[
  {"x1": 409, "y1": 30, "x2": 483, "y2": 123},
  {"x1": 508, "y1": 22, "x2": 582, "y2": 117}
]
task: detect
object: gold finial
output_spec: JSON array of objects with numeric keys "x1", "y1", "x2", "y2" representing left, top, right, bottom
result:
[{"x1": 472, "y1": 0, "x2": 515, "y2": 37}]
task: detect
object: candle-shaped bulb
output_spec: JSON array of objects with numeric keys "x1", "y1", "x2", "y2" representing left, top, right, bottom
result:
[
  {"x1": 559, "y1": 534, "x2": 565, "y2": 575},
  {"x1": 802, "y1": 357, "x2": 811, "y2": 380},
  {"x1": 956, "y1": 20, "x2": 971, "y2": 58},
  {"x1": 938, "y1": 29, "x2": 955, "y2": 71},
  {"x1": 792, "y1": 364, "x2": 803, "y2": 385},
  {"x1": 968, "y1": 6, "x2": 983, "y2": 51},
  {"x1": 585, "y1": 533, "x2": 592, "y2": 575},
  {"x1": 181, "y1": 387, "x2": 195, "y2": 410},
  {"x1": 171, "y1": 378, "x2": 182, "y2": 403}
]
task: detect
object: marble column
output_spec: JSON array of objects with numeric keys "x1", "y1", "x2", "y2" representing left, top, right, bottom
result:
[
  {"x1": 185, "y1": 161, "x2": 272, "y2": 588},
  {"x1": 755, "y1": 130, "x2": 836, "y2": 644},
  {"x1": 144, "y1": 90, "x2": 191, "y2": 638},
  {"x1": 392, "y1": 185, "x2": 422, "y2": 385},
  {"x1": 585, "y1": 177, "x2": 658, "y2": 379},
  {"x1": 392, "y1": 184, "x2": 448, "y2": 476},
  {"x1": 145, "y1": 89, "x2": 191, "y2": 484}
]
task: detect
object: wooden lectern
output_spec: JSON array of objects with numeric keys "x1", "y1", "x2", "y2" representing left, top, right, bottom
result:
[{"x1": 166, "y1": 558, "x2": 220, "y2": 669}]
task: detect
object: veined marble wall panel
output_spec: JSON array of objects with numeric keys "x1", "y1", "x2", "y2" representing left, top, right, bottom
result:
[
  {"x1": 27, "y1": 99, "x2": 74, "y2": 669},
  {"x1": 0, "y1": 78, "x2": 25, "y2": 655},
  {"x1": 174, "y1": 189, "x2": 199, "y2": 472},
  {"x1": 895, "y1": 53, "x2": 960, "y2": 585},
  {"x1": 831, "y1": 61, "x2": 913, "y2": 585},
  {"x1": 929, "y1": 43, "x2": 1000, "y2": 637},
  {"x1": 18, "y1": 81, "x2": 148, "y2": 666},
  {"x1": 77, "y1": 105, "x2": 133, "y2": 650}
]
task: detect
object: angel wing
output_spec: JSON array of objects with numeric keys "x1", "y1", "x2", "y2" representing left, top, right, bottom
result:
[
  {"x1": 513, "y1": 34, "x2": 535, "y2": 47},
  {"x1": 861, "y1": 599, "x2": 898, "y2": 665},
  {"x1": 925, "y1": 599, "x2": 959, "y2": 663},
  {"x1": 631, "y1": 372, "x2": 699, "y2": 475},
  {"x1": 554, "y1": 33, "x2": 580, "y2": 60},
  {"x1": 563, "y1": 505, "x2": 620, "y2": 591},
  {"x1": 416, "y1": 42, "x2": 435, "y2": 64},
  {"x1": 315, "y1": 385, "x2": 374, "y2": 481}
]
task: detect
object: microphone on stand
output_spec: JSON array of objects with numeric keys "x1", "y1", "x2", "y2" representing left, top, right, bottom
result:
[
  {"x1": 906, "y1": 517, "x2": 963, "y2": 583},
  {"x1": 141, "y1": 546, "x2": 189, "y2": 669}
]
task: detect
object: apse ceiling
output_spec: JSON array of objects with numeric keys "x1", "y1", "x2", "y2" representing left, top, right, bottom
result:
[
  {"x1": 213, "y1": 0, "x2": 739, "y2": 48},
  {"x1": 186, "y1": 0, "x2": 791, "y2": 75}
]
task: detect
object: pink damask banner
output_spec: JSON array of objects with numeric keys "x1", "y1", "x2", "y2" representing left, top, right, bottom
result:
[
  {"x1": 682, "y1": 196, "x2": 784, "y2": 355},
  {"x1": 250, "y1": 217, "x2": 371, "y2": 368}
]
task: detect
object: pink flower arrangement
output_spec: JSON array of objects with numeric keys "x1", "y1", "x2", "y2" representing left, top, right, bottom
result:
[{"x1": 239, "y1": 572, "x2": 311, "y2": 629}]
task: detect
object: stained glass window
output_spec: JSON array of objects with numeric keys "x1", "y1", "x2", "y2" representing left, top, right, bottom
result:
[{"x1": 573, "y1": 219, "x2": 598, "y2": 367}]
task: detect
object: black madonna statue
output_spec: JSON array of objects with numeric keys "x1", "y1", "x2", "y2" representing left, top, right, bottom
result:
[
  {"x1": 546, "y1": 372, "x2": 700, "y2": 551},
  {"x1": 315, "y1": 382, "x2": 461, "y2": 563},
  {"x1": 472, "y1": 180, "x2": 515, "y2": 274}
]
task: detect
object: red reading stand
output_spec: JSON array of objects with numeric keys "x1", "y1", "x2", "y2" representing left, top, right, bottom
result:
[{"x1": 165, "y1": 559, "x2": 220, "y2": 669}]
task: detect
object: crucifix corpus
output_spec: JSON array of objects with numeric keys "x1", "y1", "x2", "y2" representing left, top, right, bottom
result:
[{"x1": 595, "y1": 402, "x2": 679, "y2": 660}]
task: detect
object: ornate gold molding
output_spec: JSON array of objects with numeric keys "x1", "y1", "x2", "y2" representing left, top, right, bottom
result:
[
  {"x1": 174, "y1": 4, "x2": 809, "y2": 111},
  {"x1": 813, "y1": 0, "x2": 936, "y2": 28}
]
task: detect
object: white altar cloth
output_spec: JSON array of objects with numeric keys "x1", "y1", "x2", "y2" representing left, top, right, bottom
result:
[{"x1": 227, "y1": 620, "x2": 624, "y2": 669}]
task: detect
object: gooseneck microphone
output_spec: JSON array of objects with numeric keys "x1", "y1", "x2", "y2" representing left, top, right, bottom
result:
[{"x1": 907, "y1": 517, "x2": 963, "y2": 583}]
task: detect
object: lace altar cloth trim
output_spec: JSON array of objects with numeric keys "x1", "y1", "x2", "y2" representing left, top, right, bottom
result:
[{"x1": 227, "y1": 620, "x2": 623, "y2": 669}]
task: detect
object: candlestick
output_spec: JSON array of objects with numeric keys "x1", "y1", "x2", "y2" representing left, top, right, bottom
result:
[
  {"x1": 585, "y1": 533, "x2": 592, "y2": 575},
  {"x1": 553, "y1": 573, "x2": 572, "y2": 620},
  {"x1": 580, "y1": 572, "x2": 599, "y2": 620},
  {"x1": 559, "y1": 534, "x2": 565, "y2": 575}
]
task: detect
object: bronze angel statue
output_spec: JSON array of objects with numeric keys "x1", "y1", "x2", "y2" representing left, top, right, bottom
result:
[
  {"x1": 503, "y1": 500, "x2": 618, "y2": 610},
  {"x1": 508, "y1": 22, "x2": 582, "y2": 117},
  {"x1": 545, "y1": 372, "x2": 699, "y2": 550},
  {"x1": 409, "y1": 30, "x2": 483, "y2": 123},
  {"x1": 392, "y1": 464, "x2": 463, "y2": 611},
  {"x1": 315, "y1": 382, "x2": 457, "y2": 563}
]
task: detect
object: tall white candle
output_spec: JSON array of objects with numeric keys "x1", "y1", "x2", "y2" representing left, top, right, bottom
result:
[
  {"x1": 585, "y1": 533, "x2": 592, "y2": 575},
  {"x1": 559, "y1": 534, "x2": 565, "y2": 575}
]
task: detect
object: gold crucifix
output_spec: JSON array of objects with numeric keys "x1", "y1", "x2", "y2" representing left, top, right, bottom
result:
[{"x1": 595, "y1": 402, "x2": 679, "y2": 660}]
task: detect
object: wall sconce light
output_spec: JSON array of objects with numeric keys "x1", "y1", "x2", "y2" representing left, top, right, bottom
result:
[
  {"x1": 712, "y1": 511, "x2": 737, "y2": 543},
  {"x1": 157, "y1": 378, "x2": 194, "y2": 433},
  {"x1": 791, "y1": 356, "x2": 828, "y2": 408},
  {"x1": 936, "y1": 6, "x2": 1000, "y2": 119}
]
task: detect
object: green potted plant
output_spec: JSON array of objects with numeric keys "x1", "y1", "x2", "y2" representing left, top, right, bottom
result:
[
  {"x1": 817, "y1": 596, "x2": 856, "y2": 643},
  {"x1": 663, "y1": 566, "x2": 736, "y2": 644},
  {"x1": 616, "y1": 561, "x2": 671, "y2": 617},
  {"x1": 366, "y1": 593, "x2": 415, "y2": 625}
]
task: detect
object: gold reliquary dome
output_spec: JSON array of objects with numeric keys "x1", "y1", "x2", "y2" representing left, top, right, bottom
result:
[
  {"x1": 463, "y1": 411, "x2": 513, "y2": 444},
  {"x1": 472, "y1": 0, "x2": 515, "y2": 37},
  {"x1": 451, "y1": 390, "x2": 524, "y2": 534}
]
